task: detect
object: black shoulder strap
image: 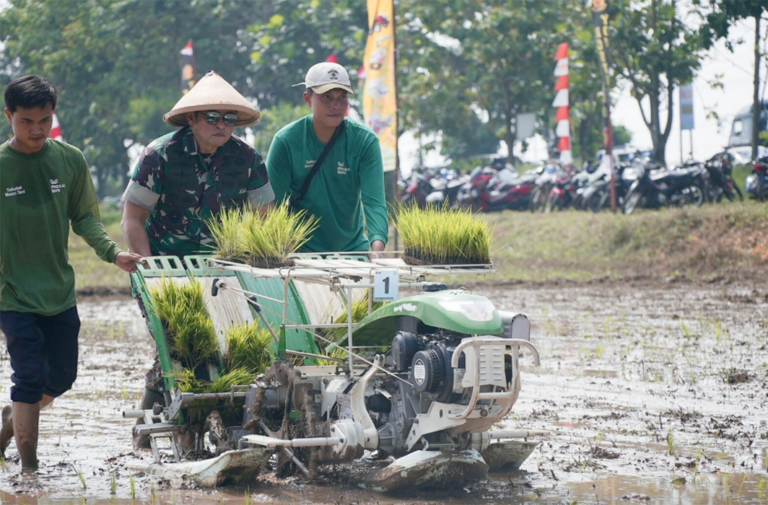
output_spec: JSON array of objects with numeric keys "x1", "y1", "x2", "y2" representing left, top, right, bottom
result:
[{"x1": 292, "y1": 121, "x2": 346, "y2": 209}]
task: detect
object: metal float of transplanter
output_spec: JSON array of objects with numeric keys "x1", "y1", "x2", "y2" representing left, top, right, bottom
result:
[{"x1": 123, "y1": 252, "x2": 547, "y2": 490}]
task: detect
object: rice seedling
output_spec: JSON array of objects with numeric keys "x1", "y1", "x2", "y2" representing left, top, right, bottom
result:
[
  {"x1": 150, "y1": 278, "x2": 219, "y2": 367},
  {"x1": 207, "y1": 368, "x2": 255, "y2": 392},
  {"x1": 224, "y1": 322, "x2": 275, "y2": 374},
  {"x1": 243, "y1": 204, "x2": 319, "y2": 267},
  {"x1": 207, "y1": 203, "x2": 319, "y2": 267},
  {"x1": 207, "y1": 206, "x2": 250, "y2": 262},
  {"x1": 75, "y1": 468, "x2": 87, "y2": 490},
  {"x1": 395, "y1": 204, "x2": 493, "y2": 265},
  {"x1": 326, "y1": 293, "x2": 388, "y2": 348},
  {"x1": 130, "y1": 473, "x2": 136, "y2": 499},
  {"x1": 170, "y1": 367, "x2": 206, "y2": 393},
  {"x1": 667, "y1": 429, "x2": 675, "y2": 456},
  {"x1": 110, "y1": 471, "x2": 117, "y2": 495}
]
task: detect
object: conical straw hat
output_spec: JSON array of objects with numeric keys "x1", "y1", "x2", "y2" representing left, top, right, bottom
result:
[{"x1": 163, "y1": 71, "x2": 260, "y2": 127}]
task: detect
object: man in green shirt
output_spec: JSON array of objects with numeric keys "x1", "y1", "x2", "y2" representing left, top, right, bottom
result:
[
  {"x1": 0, "y1": 75, "x2": 141, "y2": 471},
  {"x1": 267, "y1": 62, "x2": 388, "y2": 253}
]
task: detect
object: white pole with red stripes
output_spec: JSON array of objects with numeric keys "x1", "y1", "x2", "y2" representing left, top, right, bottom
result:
[{"x1": 552, "y1": 43, "x2": 571, "y2": 166}]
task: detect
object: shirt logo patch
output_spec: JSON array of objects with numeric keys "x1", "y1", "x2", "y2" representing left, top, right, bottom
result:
[
  {"x1": 4, "y1": 185, "x2": 25, "y2": 197},
  {"x1": 337, "y1": 162, "x2": 350, "y2": 175},
  {"x1": 50, "y1": 179, "x2": 66, "y2": 194}
]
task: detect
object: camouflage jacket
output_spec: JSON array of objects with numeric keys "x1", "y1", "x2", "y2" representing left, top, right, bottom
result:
[{"x1": 126, "y1": 127, "x2": 270, "y2": 257}]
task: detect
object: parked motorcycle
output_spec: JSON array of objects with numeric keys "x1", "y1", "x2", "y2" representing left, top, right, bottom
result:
[
  {"x1": 622, "y1": 162, "x2": 706, "y2": 214},
  {"x1": 545, "y1": 169, "x2": 588, "y2": 212},
  {"x1": 425, "y1": 174, "x2": 470, "y2": 208},
  {"x1": 745, "y1": 156, "x2": 768, "y2": 201},
  {"x1": 581, "y1": 163, "x2": 642, "y2": 212},
  {"x1": 703, "y1": 152, "x2": 743, "y2": 203},
  {"x1": 400, "y1": 169, "x2": 436, "y2": 208},
  {"x1": 530, "y1": 161, "x2": 563, "y2": 212},
  {"x1": 456, "y1": 165, "x2": 535, "y2": 212}
]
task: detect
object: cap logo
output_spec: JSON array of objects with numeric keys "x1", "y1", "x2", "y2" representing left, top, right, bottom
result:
[{"x1": 328, "y1": 69, "x2": 339, "y2": 81}]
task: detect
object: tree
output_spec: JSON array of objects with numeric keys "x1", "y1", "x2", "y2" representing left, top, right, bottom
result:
[
  {"x1": 696, "y1": 0, "x2": 768, "y2": 161},
  {"x1": 397, "y1": 0, "x2": 588, "y2": 165},
  {"x1": 610, "y1": 0, "x2": 705, "y2": 165},
  {"x1": 567, "y1": 16, "x2": 610, "y2": 162},
  {"x1": 245, "y1": 0, "x2": 367, "y2": 108},
  {"x1": 0, "y1": 0, "x2": 262, "y2": 198},
  {"x1": 253, "y1": 102, "x2": 308, "y2": 156}
]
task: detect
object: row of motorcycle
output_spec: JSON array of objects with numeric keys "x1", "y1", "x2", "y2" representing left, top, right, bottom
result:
[{"x1": 400, "y1": 152, "x2": 752, "y2": 214}]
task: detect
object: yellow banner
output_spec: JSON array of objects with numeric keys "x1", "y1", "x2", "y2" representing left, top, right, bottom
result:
[{"x1": 362, "y1": 0, "x2": 397, "y2": 173}]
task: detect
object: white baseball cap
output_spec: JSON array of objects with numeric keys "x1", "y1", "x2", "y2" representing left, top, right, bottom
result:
[{"x1": 294, "y1": 62, "x2": 354, "y2": 94}]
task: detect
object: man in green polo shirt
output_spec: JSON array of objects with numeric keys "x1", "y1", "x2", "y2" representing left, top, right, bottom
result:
[
  {"x1": 0, "y1": 75, "x2": 142, "y2": 471},
  {"x1": 267, "y1": 61, "x2": 388, "y2": 253}
]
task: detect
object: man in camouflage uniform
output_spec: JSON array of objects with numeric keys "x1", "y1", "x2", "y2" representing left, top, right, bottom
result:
[
  {"x1": 121, "y1": 71, "x2": 274, "y2": 257},
  {"x1": 120, "y1": 71, "x2": 274, "y2": 449}
]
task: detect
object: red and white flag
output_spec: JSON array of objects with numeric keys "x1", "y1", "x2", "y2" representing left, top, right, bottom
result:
[
  {"x1": 50, "y1": 112, "x2": 63, "y2": 141},
  {"x1": 552, "y1": 43, "x2": 571, "y2": 165}
]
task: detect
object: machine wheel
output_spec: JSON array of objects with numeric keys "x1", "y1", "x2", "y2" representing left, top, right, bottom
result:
[
  {"x1": 623, "y1": 191, "x2": 642, "y2": 215},
  {"x1": 530, "y1": 186, "x2": 549, "y2": 212},
  {"x1": 685, "y1": 185, "x2": 704, "y2": 208},
  {"x1": 545, "y1": 194, "x2": 559, "y2": 213},
  {"x1": 757, "y1": 180, "x2": 768, "y2": 201},
  {"x1": 733, "y1": 182, "x2": 744, "y2": 202},
  {"x1": 585, "y1": 191, "x2": 604, "y2": 213}
]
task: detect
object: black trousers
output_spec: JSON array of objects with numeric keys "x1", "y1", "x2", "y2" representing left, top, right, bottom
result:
[{"x1": 0, "y1": 306, "x2": 80, "y2": 404}]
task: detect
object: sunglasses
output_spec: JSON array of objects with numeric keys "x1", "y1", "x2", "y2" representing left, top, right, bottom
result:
[{"x1": 200, "y1": 111, "x2": 239, "y2": 126}]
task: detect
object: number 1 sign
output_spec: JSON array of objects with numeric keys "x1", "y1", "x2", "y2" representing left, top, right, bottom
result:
[{"x1": 373, "y1": 269, "x2": 399, "y2": 302}]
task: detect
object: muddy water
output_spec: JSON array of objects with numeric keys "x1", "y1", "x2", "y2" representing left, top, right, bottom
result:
[{"x1": 0, "y1": 282, "x2": 766, "y2": 504}]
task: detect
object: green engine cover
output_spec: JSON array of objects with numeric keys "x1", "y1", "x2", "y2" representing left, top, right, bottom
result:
[{"x1": 350, "y1": 290, "x2": 503, "y2": 346}]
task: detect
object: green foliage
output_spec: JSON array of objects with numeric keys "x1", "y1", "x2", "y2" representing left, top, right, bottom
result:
[
  {"x1": 253, "y1": 102, "x2": 309, "y2": 156},
  {"x1": 0, "y1": 0, "x2": 263, "y2": 197},
  {"x1": 224, "y1": 322, "x2": 275, "y2": 375},
  {"x1": 695, "y1": 0, "x2": 768, "y2": 50},
  {"x1": 207, "y1": 204, "x2": 320, "y2": 266},
  {"x1": 246, "y1": 0, "x2": 368, "y2": 107},
  {"x1": 396, "y1": 205, "x2": 493, "y2": 264},
  {"x1": 613, "y1": 125, "x2": 633, "y2": 147},
  {"x1": 610, "y1": 0, "x2": 706, "y2": 164},
  {"x1": 150, "y1": 279, "x2": 219, "y2": 367},
  {"x1": 398, "y1": 0, "x2": 589, "y2": 163}
]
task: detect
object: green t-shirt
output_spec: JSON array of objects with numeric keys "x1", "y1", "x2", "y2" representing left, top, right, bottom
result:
[
  {"x1": 0, "y1": 139, "x2": 120, "y2": 315},
  {"x1": 267, "y1": 116, "x2": 388, "y2": 253}
]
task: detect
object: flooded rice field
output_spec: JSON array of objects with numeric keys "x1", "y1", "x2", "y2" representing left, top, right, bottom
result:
[{"x1": 0, "y1": 279, "x2": 766, "y2": 504}]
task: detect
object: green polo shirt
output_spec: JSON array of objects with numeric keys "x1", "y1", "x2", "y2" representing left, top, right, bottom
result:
[
  {"x1": 0, "y1": 139, "x2": 120, "y2": 315},
  {"x1": 267, "y1": 116, "x2": 388, "y2": 253}
]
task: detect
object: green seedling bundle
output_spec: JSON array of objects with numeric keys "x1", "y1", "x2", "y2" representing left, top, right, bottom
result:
[
  {"x1": 150, "y1": 278, "x2": 218, "y2": 367},
  {"x1": 395, "y1": 205, "x2": 493, "y2": 265},
  {"x1": 207, "y1": 204, "x2": 319, "y2": 267},
  {"x1": 151, "y1": 282, "x2": 275, "y2": 422}
]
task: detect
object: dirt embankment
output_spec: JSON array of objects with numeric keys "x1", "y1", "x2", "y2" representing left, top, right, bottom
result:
[{"x1": 485, "y1": 203, "x2": 768, "y2": 283}]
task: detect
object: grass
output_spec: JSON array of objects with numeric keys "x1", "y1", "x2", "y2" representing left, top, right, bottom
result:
[
  {"x1": 69, "y1": 207, "x2": 130, "y2": 290},
  {"x1": 486, "y1": 201, "x2": 768, "y2": 281},
  {"x1": 396, "y1": 204, "x2": 493, "y2": 264}
]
